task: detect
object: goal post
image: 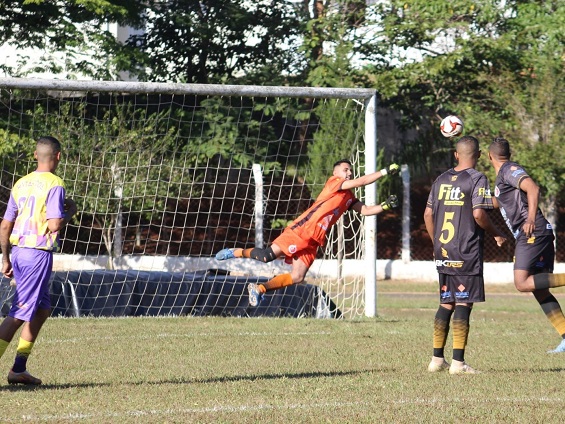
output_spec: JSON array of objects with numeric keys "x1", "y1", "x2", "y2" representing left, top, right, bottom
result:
[{"x1": 0, "y1": 77, "x2": 379, "y2": 318}]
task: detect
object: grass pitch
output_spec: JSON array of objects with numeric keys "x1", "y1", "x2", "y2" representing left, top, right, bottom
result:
[{"x1": 1, "y1": 280, "x2": 564, "y2": 423}]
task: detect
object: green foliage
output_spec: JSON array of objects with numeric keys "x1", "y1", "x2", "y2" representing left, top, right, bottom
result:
[
  {"x1": 0, "y1": 0, "x2": 144, "y2": 78},
  {"x1": 119, "y1": 0, "x2": 301, "y2": 84}
]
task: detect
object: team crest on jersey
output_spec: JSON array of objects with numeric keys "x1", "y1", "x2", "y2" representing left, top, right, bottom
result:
[{"x1": 289, "y1": 244, "x2": 297, "y2": 254}]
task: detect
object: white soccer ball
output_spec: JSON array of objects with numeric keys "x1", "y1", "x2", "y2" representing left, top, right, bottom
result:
[{"x1": 440, "y1": 115, "x2": 464, "y2": 138}]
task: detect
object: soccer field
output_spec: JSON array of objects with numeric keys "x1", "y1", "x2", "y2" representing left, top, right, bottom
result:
[{"x1": 1, "y1": 280, "x2": 564, "y2": 423}]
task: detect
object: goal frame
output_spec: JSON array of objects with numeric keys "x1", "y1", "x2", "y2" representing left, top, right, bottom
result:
[{"x1": 0, "y1": 77, "x2": 379, "y2": 317}]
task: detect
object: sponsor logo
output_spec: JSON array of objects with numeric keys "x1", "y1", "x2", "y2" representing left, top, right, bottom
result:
[
  {"x1": 478, "y1": 187, "x2": 491, "y2": 198},
  {"x1": 527, "y1": 236, "x2": 536, "y2": 244},
  {"x1": 441, "y1": 247, "x2": 448, "y2": 258},
  {"x1": 547, "y1": 224, "x2": 553, "y2": 230},
  {"x1": 511, "y1": 169, "x2": 525, "y2": 178},
  {"x1": 438, "y1": 183, "x2": 465, "y2": 206},
  {"x1": 435, "y1": 260, "x2": 464, "y2": 268},
  {"x1": 494, "y1": 186, "x2": 500, "y2": 197},
  {"x1": 440, "y1": 290, "x2": 452, "y2": 300},
  {"x1": 288, "y1": 245, "x2": 297, "y2": 254},
  {"x1": 346, "y1": 199, "x2": 353, "y2": 208},
  {"x1": 455, "y1": 291, "x2": 470, "y2": 300},
  {"x1": 17, "y1": 302, "x2": 29, "y2": 310}
]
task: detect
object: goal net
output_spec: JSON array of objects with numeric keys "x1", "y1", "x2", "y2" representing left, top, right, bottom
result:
[{"x1": 0, "y1": 78, "x2": 379, "y2": 319}]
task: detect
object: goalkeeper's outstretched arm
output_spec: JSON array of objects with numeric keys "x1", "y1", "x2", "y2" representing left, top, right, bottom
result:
[
  {"x1": 341, "y1": 163, "x2": 399, "y2": 190},
  {"x1": 352, "y1": 194, "x2": 399, "y2": 216}
]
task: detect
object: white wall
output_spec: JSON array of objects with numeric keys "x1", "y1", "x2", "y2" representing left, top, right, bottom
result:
[{"x1": 52, "y1": 255, "x2": 565, "y2": 285}]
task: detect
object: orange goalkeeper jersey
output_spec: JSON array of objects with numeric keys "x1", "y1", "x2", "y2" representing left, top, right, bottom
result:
[{"x1": 289, "y1": 175, "x2": 358, "y2": 247}]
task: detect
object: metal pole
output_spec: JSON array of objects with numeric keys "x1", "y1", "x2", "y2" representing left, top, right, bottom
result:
[
  {"x1": 401, "y1": 164, "x2": 411, "y2": 263},
  {"x1": 252, "y1": 164, "x2": 264, "y2": 249},
  {"x1": 364, "y1": 94, "x2": 378, "y2": 317}
]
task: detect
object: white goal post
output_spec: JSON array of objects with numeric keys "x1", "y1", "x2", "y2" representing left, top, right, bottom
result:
[{"x1": 0, "y1": 77, "x2": 380, "y2": 318}]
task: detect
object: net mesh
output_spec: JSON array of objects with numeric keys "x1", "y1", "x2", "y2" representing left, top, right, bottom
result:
[{"x1": 0, "y1": 83, "x2": 369, "y2": 318}]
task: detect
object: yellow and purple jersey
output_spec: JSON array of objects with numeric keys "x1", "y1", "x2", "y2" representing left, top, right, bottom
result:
[{"x1": 4, "y1": 171, "x2": 66, "y2": 251}]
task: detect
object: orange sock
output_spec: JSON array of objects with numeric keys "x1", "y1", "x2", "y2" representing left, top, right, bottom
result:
[
  {"x1": 261, "y1": 274, "x2": 293, "y2": 292},
  {"x1": 232, "y1": 248, "x2": 243, "y2": 258}
]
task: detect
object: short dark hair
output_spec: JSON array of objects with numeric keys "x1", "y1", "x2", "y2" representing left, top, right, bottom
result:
[
  {"x1": 333, "y1": 159, "x2": 352, "y2": 168},
  {"x1": 37, "y1": 136, "x2": 61, "y2": 154},
  {"x1": 489, "y1": 137, "x2": 511, "y2": 160}
]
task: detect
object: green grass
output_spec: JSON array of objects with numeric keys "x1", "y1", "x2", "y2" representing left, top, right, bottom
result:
[{"x1": 1, "y1": 281, "x2": 565, "y2": 423}]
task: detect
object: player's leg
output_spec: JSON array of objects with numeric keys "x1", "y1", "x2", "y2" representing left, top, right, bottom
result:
[
  {"x1": 448, "y1": 274, "x2": 483, "y2": 374},
  {"x1": 531, "y1": 287, "x2": 565, "y2": 353},
  {"x1": 0, "y1": 316, "x2": 25, "y2": 359},
  {"x1": 428, "y1": 303, "x2": 453, "y2": 372},
  {"x1": 513, "y1": 235, "x2": 563, "y2": 292},
  {"x1": 449, "y1": 303, "x2": 476, "y2": 374},
  {"x1": 428, "y1": 274, "x2": 454, "y2": 372},
  {"x1": 513, "y1": 239, "x2": 565, "y2": 352},
  {"x1": 247, "y1": 247, "x2": 313, "y2": 307},
  {"x1": 216, "y1": 245, "x2": 283, "y2": 262},
  {"x1": 7, "y1": 248, "x2": 52, "y2": 385}
]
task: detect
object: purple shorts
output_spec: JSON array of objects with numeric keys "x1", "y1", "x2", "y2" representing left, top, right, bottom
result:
[{"x1": 9, "y1": 247, "x2": 53, "y2": 321}]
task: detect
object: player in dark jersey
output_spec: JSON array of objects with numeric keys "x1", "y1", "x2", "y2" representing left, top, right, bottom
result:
[
  {"x1": 425, "y1": 136, "x2": 506, "y2": 374},
  {"x1": 215, "y1": 159, "x2": 400, "y2": 306},
  {"x1": 488, "y1": 137, "x2": 565, "y2": 353}
]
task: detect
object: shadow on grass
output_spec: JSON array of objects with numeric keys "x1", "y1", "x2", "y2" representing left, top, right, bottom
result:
[{"x1": 0, "y1": 369, "x2": 389, "y2": 391}]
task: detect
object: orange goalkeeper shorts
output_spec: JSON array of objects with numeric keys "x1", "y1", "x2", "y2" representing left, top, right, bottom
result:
[{"x1": 272, "y1": 227, "x2": 318, "y2": 268}]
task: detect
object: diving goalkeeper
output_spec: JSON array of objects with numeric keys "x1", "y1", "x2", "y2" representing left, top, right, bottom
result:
[{"x1": 216, "y1": 159, "x2": 400, "y2": 306}]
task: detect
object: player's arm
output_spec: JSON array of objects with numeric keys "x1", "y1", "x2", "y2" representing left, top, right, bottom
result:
[
  {"x1": 351, "y1": 195, "x2": 398, "y2": 216},
  {"x1": 518, "y1": 177, "x2": 539, "y2": 237},
  {"x1": 423, "y1": 206, "x2": 434, "y2": 246},
  {"x1": 48, "y1": 198, "x2": 78, "y2": 233},
  {"x1": 341, "y1": 163, "x2": 399, "y2": 191},
  {"x1": 473, "y1": 208, "x2": 506, "y2": 247},
  {"x1": 0, "y1": 219, "x2": 14, "y2": 278}
]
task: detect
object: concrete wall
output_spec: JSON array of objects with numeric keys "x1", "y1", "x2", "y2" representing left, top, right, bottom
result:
[{"x1": 52, "y1": 254, "x2": 565, "y2": 285}]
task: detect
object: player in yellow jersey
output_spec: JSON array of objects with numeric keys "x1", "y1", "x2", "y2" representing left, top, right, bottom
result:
[
  {"x1": 0, "y1": 136, "x2": 77, "y2": 385},
  {"x1": 216, "y1": 159, "x2": 399, "y2": 306}
]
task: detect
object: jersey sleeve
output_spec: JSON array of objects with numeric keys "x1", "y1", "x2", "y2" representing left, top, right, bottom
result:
[
  {"x1": 471, "y1": 173, "x2": 494, "y2": 210},
  {"x1": 3, "y1": 194, "x2": 18, "y2": 222},
  {"x1": 502, "y1": 164, "x2": 529, "y2": 189},
  {"x1": 46, "y1": 186, "x2": 66, "y2": 219}
]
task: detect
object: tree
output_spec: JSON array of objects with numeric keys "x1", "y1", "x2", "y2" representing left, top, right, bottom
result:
[
  {"x1": 119, "y1": 0, "x2": 302, "y2": 85},
  {"x1": 0, "y1": 0, "x2": 144, "y2": 79}
]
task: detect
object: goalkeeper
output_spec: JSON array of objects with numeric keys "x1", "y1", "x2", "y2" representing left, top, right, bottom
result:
[{"x1": 216, "y1": 159, "x2": 400, "y2": 306}]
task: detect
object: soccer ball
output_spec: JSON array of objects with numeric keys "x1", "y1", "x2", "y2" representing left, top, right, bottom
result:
[{"x1": 440, "y1": 115, "x2": 464, "y2": 138}]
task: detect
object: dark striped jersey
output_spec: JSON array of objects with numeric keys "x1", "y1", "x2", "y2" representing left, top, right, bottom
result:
[
  {"x1": 426, "y1": 168, "x2": 494, "y2": 275},
  {"x1": 494, "y1": 161, "x2": 553, "y2": 239}
]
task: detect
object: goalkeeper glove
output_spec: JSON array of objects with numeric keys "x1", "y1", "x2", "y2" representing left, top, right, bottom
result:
[
  {"x1": 380, "y1": 195, "x2": 399, "y2": 211},
  {"x1": 380, "y1": 163, "x2": 400, "y2": 176}
]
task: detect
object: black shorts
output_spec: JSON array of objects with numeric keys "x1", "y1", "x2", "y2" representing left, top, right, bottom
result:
[
  {"x1": 514, "y1": 234, "x2": 555, "y2": 273},
  {"x1": 438, "y1": 273, "x2": 485, "y2": 304}
]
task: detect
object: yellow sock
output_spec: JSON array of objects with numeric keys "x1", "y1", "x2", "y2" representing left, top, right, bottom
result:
[
  {"x1": 16, "y1": 338, "x2": 34, "y2": 357},
  {"x1": 0, "y1": 339, "x2": 9, "y2": 358}
]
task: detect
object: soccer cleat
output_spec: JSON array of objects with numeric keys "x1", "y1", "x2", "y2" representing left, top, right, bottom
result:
[
  {"x1": 247, "y1": 283, "x2": 264, "y2": 307},
  {"x1": 7, "y1": 369, "x2": 42, "y2": 385},
  {"x1": 427, "y1": 357, "x2": 450, "y2": 373},
  {"x1": 449, "y1": 360, "x2": 479, "y2": 375},
  {"x1": 215, "y1": 248, "x2": 236, "y2": 261},
  {"x1": 547, "y1": 338, "x2": 565, "y2": 353}
]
